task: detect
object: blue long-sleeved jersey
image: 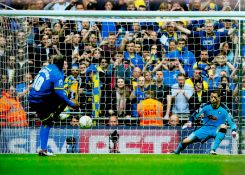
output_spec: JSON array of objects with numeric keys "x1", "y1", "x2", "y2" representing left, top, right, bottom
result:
[
  {"x1": 28, "y1": 64, "x2": 74, "y2": 107},
  {"x1": 190, "y1": 102, "x2": 237, "y2": 131}
]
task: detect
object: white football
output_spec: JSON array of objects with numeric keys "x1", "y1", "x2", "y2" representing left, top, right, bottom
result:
[{"x1": 79, "y1": 116, "x2": 92, "y2": 129}]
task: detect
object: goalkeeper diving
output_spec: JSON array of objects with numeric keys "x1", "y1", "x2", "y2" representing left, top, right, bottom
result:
[{"x1": 173, "y1": 90, "x2": 238, "y2": 155}]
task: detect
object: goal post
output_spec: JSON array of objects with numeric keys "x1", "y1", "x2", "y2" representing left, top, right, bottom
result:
[
  {"x1": 0, "y1": 10, "x2": 244, "y2": 154},
  {"x1": 1, "y1": 10, "x2": 245, "y2": 17}
]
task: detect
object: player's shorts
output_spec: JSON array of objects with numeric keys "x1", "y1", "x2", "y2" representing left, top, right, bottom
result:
[
  {"x1": 29, "y1": 100, "x2": 66, "y2": 125},
  {"x1": 193, "y1": 126, "x2": 218, "y2": 142}
]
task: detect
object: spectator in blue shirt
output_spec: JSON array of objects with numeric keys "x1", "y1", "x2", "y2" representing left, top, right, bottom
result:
[
  {"x1": 121, "y1": 40, "x2": 144, "y2": 71},
  {"x1": 241, "y1": 32, "x2": 245, "y2": 58},
  {"x1": 242, "y1": 73, "x2": 245, "y2": 117},
  {"x1": 176, "y1": 20, "x2": 237, "y2": 60},
  {"x1": 130, "y1": 76, "x2": 146, "y2": 117},
  {"x1": 154, "y1": 51, "x2": 185, "y2": 87},
  {"x1": 172, "y1": 38, "x2": 196, "y2": 77}
]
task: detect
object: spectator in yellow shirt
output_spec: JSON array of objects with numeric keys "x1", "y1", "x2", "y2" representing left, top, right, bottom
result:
[{"x1": 185, "y1": 68, "x2": 208, "y2": 92}]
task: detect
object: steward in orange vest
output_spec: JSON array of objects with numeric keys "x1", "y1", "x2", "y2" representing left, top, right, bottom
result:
[
  {"x1": 0, "y1": 87, "x2": 28, "y2": 127},
  {"x1": 137, "y1": 91, "x2": 163, "y2": 127}
]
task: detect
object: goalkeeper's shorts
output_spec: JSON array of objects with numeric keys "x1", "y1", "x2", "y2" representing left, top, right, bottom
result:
[{"x1": 193, "y1": 126, "x2": 217, "y2": 142}]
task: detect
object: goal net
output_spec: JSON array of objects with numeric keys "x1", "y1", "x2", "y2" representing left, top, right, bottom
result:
[{"x1": 0, "y1": 10, "x2": 244, "y2": 154}]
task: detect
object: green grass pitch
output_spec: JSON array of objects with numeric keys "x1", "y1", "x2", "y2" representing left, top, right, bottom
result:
[{"x1": 0, "y1": 154, "x2": 245, "y2": 175}]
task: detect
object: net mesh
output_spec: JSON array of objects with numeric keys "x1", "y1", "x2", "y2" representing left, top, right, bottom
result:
[{"x1": 0, "y1": 14, "x2": 244, "y2": 154}]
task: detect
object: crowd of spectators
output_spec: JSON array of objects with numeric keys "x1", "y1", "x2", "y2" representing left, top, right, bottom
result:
[
  {"x1": 0, "y1": 0, "x2": 243, "y2": 11},
  {"x1": 0, "y1": 0, "x2": 244, "y2": 127}
]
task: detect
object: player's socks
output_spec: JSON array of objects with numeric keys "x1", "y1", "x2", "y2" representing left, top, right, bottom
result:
[
  {"x1": 174, "y1": 143, "x2": 183, "y2": 154},
  {"x1": 40, "y1": 125, "x2": 51, "y2": 150},
  {"x1": 175, "y1": 142, "x2": 188, "y2": 154},
  {"x1": 211, "y1": 132, "x2": 225, "y2": 151}
]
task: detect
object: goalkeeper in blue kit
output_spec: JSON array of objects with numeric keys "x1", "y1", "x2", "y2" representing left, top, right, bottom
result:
[
  {"x1": 28, "y1": 55, "x2": 78, "y2": 156},
  {"x1": 173, "y1": 90, "x2": 238, "y2": 155}
]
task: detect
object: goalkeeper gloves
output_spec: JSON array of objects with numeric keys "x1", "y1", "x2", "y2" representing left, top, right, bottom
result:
[
  {"x1": 182, "y1": 121, "x2": 192, "y2": 129},
  {"x1": 232, "y1": 131, "x2": 239, "y2": 140}
]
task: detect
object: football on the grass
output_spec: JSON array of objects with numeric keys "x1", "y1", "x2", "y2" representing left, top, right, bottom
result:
[{"x1": 79, "y1": 116, "x2": 92, "y2": 129}]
